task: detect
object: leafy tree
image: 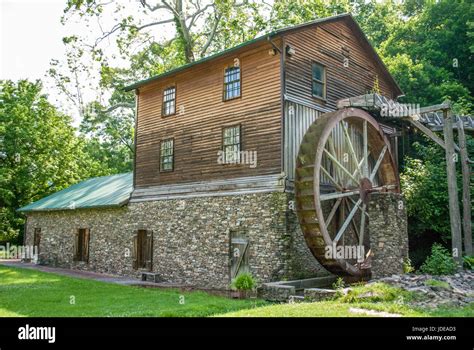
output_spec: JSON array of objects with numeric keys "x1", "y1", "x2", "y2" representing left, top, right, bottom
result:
[{"x1": 0, "y1": 80, "x2": 107, "y2": 243}]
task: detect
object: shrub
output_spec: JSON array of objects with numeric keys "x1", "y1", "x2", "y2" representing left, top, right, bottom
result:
[
  {"x1": 463, "y1": 256, "x2": 474, "y2": 270},
  {"x1": 231, "y1": 273, "x2": 256, "y2": 291},
  {"x1": 420, "y1": 243, "x2": 457, "y2": 275},
  {"x1": 403, "y1": 257, "x2": 415, "y2": 274},
  {"x1": 336, "y1": 282, "x2": 412, "y2": 304},
  {"x1": 332, "y1": 277, "x2": 345, "y2": 290}
]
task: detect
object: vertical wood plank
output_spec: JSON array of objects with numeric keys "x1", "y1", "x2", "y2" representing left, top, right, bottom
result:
[
  {"x1": 443, "y1": 108, "x2": 463, "y2": 267},
  {"x1": 457, "y1": 119, "x2": 473, "y2": 256}
]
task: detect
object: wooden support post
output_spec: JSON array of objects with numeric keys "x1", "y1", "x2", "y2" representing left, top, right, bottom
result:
[
  {"x1": 457, "y1": 119, "x2": 473, "y2": 256},
  {"x1": 443, "y1": 108, "x2": 463, "y2": 268}
]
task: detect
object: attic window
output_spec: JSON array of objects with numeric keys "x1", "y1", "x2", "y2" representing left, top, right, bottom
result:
[
  {"x1": 312, "y1": 62, "x2": 326, "y2": 99},
  {"x1": 162, "y1": 86, "x2": 176, "y2": 116},
  {"x1": 223, "y1": 66, "x2": 241, "y2": 100}
]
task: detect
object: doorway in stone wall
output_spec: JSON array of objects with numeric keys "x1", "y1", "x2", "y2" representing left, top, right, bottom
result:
[
  {"x1": 229, "y1": 229, "x2": 250, "y2": 280},
  {"x1": 133, "y1": 230, "x2": 153, "y2": 271}
]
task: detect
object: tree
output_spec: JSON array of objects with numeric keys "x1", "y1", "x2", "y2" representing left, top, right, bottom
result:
[{"x1": 0, "y1": 80, "x2": 107, "y2": 243}]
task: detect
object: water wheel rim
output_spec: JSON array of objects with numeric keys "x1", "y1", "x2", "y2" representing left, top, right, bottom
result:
[{"x1": 311, "y1": 108, "x2": 399, "y2": 276}]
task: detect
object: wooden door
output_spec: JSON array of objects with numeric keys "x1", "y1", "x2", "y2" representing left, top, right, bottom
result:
[
  {"x1": 230, "y1": 230, "x2": 249, "y2": 279},
  {"x1": 133, "y1": 230, "x2": 153, "y2": 271}
]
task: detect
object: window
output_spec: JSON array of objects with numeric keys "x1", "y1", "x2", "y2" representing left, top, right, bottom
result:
[
  {"x1": 312, "y1": 62, "x2": 326, "y2": 99},
  {"x1": 222, "y1": 125, "x2": 241, "y2": 164},
  {"x1": 162, "y1": 86, "x2": 176, "y2": 116},
  {"x1": 74, "y1": 228, "x2": 90, "y2": 262},
  {"x1": 223, "y1": 66, "x2": 241, "y2": 100},
  {"x1": 160, "y1": 138, "x2": 174, "y2": 171}
]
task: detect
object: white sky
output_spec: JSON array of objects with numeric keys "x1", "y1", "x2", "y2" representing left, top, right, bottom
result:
[{"x1": 0, "y1": 0, "x2": 72, "y2": 81}]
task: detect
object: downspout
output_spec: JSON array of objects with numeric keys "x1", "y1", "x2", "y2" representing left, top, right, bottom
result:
[
  {"x1": 268, "y1": 35, "x2": 286, "y2": 188},
  {"x1": 132, "y1": 89, "x2": 139, "y2": 196}
]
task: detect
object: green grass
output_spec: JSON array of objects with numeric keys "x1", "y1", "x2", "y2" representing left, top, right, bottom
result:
[
  {"x1": 424, "y1": 279, "x2": 451, "y2": 289},
  {"x1": 0, "y1": 266, "x2": 265, "y2": 317},
  {"x1": 1, "y1": 266, "x2": 472, "y2": 317},
  {"x1": 220, "y1": 282, "x2": 474, "y2": 317}
]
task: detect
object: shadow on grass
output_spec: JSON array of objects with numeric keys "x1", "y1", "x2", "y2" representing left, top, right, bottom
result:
[{"x1": 0, "y1": 266, "x2": 265, "y2": 317}]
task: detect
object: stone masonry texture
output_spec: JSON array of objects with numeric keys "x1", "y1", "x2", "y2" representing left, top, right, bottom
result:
[
  {"x1": 24, "y1": 192, "x2": 325, "y2": 289},
  {"x1": 368, "y1": 192, "x2": 409, "y2": 279}
]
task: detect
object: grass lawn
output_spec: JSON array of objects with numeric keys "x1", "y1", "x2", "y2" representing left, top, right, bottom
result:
[
  {"x1": 1, "y1": 265, "x2": 472, "y2": 317},
  {"x1": 0, "y1": 266, "x2": 265, "y2": 317},
  {"x1": 220, "y1": 282, "x2": 474, "y2": 317}
]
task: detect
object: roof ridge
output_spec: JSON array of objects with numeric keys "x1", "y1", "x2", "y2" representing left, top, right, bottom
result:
[{"x1": 123, "y1": 13, "x2": 353, "y2": 91}]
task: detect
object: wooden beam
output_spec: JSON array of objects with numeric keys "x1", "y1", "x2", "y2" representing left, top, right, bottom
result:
[
  {"x1": 417, "y1": 102, "x2": 451, "y2": 114},
  {"x1": 443, "y1": 108, "x2": 463, "y2": 268},
  {"x1": 409, "y1": 119, "x2": 461, "y2": 152},
  {"x1": 457, "y1": 119, "x2": 473, "y2": 256}
]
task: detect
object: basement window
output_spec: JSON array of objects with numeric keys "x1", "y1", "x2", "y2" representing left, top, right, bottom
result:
[
  {"x1": 160, "y1": 138, "x2": 174, "y2": 172},
  {"x1": 162, "y1": 86, "x2": 176, "y2": 116},
  {"x1": 223, "y1": 66, "x2": 241, "y2": 100},
  {"x1": 222, "y1": 125, "x2": 241, "y2": 164},
  {"x1": 74, "y1": 228, "x2": 90, "y2": 262},
  {"x1": 312, "y1": 62, "x2": 326, "y2": 99}
]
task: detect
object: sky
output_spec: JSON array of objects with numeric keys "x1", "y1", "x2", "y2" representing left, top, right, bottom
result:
[{"x1": 0, "y1": 0, "x2": 71, "y2": 81}]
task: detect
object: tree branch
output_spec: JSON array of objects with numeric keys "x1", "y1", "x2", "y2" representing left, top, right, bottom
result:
[
  {"x1": 102, "y1": 103, "x2": 135, "y2": 114},
  {"x1": 200, "y1": 13, "x2": 222, "y2": 57}
]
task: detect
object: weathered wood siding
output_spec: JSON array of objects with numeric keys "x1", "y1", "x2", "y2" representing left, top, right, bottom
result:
[
  {"x1": 282, "y1": 19, "x2": 400, "y2": 181},
  {"x1": 283, "y1": 19, "x2": 399, "y2": 111},
  {"x1": 135, "y1": 41, "x2": 282, "y2": 188}
]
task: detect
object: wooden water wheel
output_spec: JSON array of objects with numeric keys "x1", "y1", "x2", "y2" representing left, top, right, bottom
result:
[{"x1": 295, "y1": 108, "x2": 399, "y2": 277}]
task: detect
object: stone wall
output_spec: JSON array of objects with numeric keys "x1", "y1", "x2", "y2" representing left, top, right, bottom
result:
[
  {"x1": 24, "y1": 192, "x2": 325, "y2": 289},
  {"x1": 368, "y1": 192, "x2": 409, "y2": 279}
]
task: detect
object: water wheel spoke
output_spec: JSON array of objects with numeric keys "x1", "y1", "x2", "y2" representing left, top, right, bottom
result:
[
  {"x1": 342, "y1": 123, "x2": 362, "y2": 177},
  {"x1": 321, "y1": 166, "x2": 343, "y2": 191},
  {"x1": 359, "y1": 203, "x2": 367, "y2": 248},
  {"x1": 369, "y1": 145, "x2": 388, "y2": 182},
  {"x1": 348, "y1": 197, "x2": 370, "y2": 219},
  {"x1": 334, "y1": 198, "x2": 362, "y2": 243},
  {"x1": 345, "y1": 200, "x2": 360, "y2": 242},
  {"x1": 320, "y1": 189, "x2": 360, "y2": 201},
  {"x1": 363, "y1": 120, "x2": 369, "y2": 177},
  {"x1": 325, "y1": 197, "x2": 342, "y2": 225},
  {"x1": 323, "y1": 148, "x2": 359, "y2": 185}
]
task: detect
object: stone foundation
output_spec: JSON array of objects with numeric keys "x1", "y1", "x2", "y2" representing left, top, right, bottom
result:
[
  {"x1": 24, "y1": 192, "x2": 325, "y2": 289},
  {"x1": 368, "y1": 192, "x2": 409, "y2": 279}
]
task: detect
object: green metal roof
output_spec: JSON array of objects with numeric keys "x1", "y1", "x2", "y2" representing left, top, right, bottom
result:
[{"x1": 18, "y1": 173, "x2": 133, "y2": 213}]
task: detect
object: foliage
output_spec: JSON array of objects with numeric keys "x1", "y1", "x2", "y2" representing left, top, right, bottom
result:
[
  {"x1": 332, "y1": 277, "x2": 345, "y2": 290},
  {"x1": 231, "y1": 272, "x2": 256, "y2": 291},
  {"x1": 403, "y1": 257, "x2": 415, "y2": 274},
  {"x1": 0, "y1": 266, "x2": 264, "y2": 317},
  {"x1": 424, "y1": 279, "x2": 451, "y2": 290},
  {"x1": 463, "y1": 256, "x2": 474, "y2": 270},
  {"x1": 336, "y1": 282, "x2": 414, "y2": 304},
  {"x1": 420, "y1": 243, "x2": 458, "y2": 275},
  {"x1": 0, "y1": 80, "x2": 107, "y2": 242}
]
